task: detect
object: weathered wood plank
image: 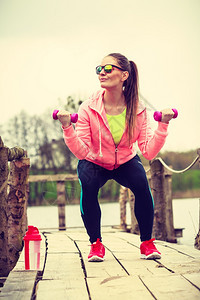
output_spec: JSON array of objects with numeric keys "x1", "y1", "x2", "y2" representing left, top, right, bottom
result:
[
  {"x1": 67, "y1": 231, "x2": 170, "y2": 281},
  {"x1": 2, "y1": 228, "x2": 200, "y2": 300},
  {"x1": 41, "y1": 232, "x2": 82, "y2": 280},
  {"x1": 66, "y1": 229, "x2": 156, "y2": 298},
  {"x1": 0, "y1": 270, "x2": 37, "y2": 299},
  {"x1": 87, "y1": 276, "x2": 154, "y2": 300},
  {"x1": 141, "y1": 274, "x2": 200, "y2": 300},
  {"x1": 0, "y1": 233, "x2": 46, "y2": 299},
  {"x1": 42, "y1": 253, "x2": 84, "y2": 280},
  {"x1": 44, "y1": 231, "x2": 79, "y2": 253},
  {"x1": 37, "y1": 231, "x2": 89, "y2": 300},
  {"x1": 38, "y1": 229, "x2": 200, "y2": 300},
  {"x1": 153, "y1": 243, "x2": 200, "y2": 274},
  {"x1": 110, "y1": 231, "x2": 200, "y2": 275},
  {"x1": 157, "y1": 241, "x2": 200, "y2": 259},
  {"x1": 75, "y1": 240, "x2": 128, "y2": 279},
  {"x1": 183, "y1": 273, "x2": 200, "y2": 290},
  {"x1": 29, "y1": 174, "x2": 78, "y2": 183},
  {"x1": 109, "y1": 251, "x2": 170, "y2": 277},
  {"x1": 102, "y1": 234, "x2": 170, "y2": 277},
  {"x1": 66, "y1": 230, "x2": 89, "y2": 242},
  {"x1": 37, "y1": 278, "x2": 89, "y2": 300}
]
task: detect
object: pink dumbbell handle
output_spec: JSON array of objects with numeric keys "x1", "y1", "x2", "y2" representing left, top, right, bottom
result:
[
  {"x1": 52, "y1": 110, "x2": 78, "y2": 123},
  {"x1": 153, "y1": 108, "x2": 178, "y2": 122}
]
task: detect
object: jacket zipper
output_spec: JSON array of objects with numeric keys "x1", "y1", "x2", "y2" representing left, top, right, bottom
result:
[
  {"x1": 89, "y1": 106, "x2": 122, "y2": 169},
  {"x1": 114, "y1": 146, "x2": 118, "y2": 169}
]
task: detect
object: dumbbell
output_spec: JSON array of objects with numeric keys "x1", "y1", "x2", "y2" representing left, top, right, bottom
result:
[
  {"x1": 153, "y1": 108, "x2": 178, "y2": 122},
  {"x1": 52, "y1": 110, "x2": 78, "y2": 123}
]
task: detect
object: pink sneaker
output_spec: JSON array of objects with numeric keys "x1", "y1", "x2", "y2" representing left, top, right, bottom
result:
[
  {"x1": 88, "y1": 238, "x2": 105, "y2": 262},
  {"x1": 140, "y1": 238, "x2": 161, "y2": 259}
]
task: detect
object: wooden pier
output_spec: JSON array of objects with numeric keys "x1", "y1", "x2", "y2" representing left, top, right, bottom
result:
[{"x1": 1, "y1": 227, "x2": 200, "y2": 300}]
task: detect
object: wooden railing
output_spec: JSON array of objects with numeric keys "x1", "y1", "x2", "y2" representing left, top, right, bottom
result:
[
  {"x1": 1, "y1": 133, "x2": 199, "y2": 277},
  {"x1": 29, "y1": 174, "x2": 78, "y2": 230}
]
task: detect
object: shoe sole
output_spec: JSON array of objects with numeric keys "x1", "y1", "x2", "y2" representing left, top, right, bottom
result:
[
  {"x1": 141, "y1": 252, "x2": 161, "y2": 260},
  {"x1": 88, "y1": 255, "x2": 104, "y2": 262}
]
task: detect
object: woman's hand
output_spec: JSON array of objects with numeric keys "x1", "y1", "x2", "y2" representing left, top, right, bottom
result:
[
  {"x1": 57, "y1": 110, "x2": 71, "y2": 127},
  {"x1": 160, "y1": 108, "x2": 175, "y2": 123}
]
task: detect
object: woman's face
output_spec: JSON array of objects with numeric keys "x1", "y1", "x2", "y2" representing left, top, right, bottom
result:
[{"x1": 98, "y1": 56, "x2": 128, "y2": 90}]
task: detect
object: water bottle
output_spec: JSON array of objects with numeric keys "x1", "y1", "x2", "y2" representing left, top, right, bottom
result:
[{"x1": 23, "y1": 225, "x2": 42, "y2": 270}]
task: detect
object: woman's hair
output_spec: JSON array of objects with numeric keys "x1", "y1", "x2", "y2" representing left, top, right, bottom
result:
[{"x1": 107, "y1": 53, "x2": 139, "y2": 142}]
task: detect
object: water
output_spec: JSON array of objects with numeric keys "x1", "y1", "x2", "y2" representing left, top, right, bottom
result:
[
  {"x1": 172, "y1": 198, "x2": 199, "y2": 246},
  {"x1": 27, "y1": 198, "x2": 199, "y2": 246}
]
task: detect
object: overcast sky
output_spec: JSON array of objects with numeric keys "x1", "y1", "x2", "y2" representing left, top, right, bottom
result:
[{"x1": 0, "y1": 0, "x2": 199, "y2": 152}]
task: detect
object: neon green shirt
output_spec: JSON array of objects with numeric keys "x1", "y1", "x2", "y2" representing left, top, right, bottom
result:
[{"x1": 106, "y1": 109, "x2": 126, "y2": 145}]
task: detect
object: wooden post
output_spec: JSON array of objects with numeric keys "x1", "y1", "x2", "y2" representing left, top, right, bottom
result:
[
  {"x1": 194, "y1": 198, "x2": 200, "y2": 249},
  {"x1": 194, "y1": 148, "x2": 200, "y2": 249},
  {"x1": 197, "y1": 148, "x2": 200, "y2": 168},
  {"x1": 128, "y1": 190, "x2": 140, "y2": 234},
  {"x1": 57, "y1": 181, "x2": 66, "y2": 230},
  {"x1": 199, "y1": 198, "x2": 200, "y2": 236},
  {"x1": 119, "y1": 186, "x2": 128, "y2": 231},
  {"x1": 0, "y1": 137, "x2": 9, "y2": 277},
  {"x1": 0, "y1": 137, "x2": 28, "y2": 276},
  {"x1": 7, "y1": 156, "x2": 30, "y2": 271},
  {"x1": 150, "y1": 158, "x2": 176, "y2": 242},
  {"x1": 150, "y1": 159, "x2": 168, "y2": 241},
  {"x1": 164, "y1": 168, "x2": 176, "y2": 242}
]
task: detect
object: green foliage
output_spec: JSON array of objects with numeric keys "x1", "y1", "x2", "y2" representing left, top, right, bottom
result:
[
  {"x1": 140, "y1": 150, "x2": 200, "y2": 194},
  {"x1": 65, "y1": 181, "x2": 81, "y2": 201},
  {"x1": 172, "y1": 170, "x2": 200, "y2": 192},
  {"x1": 98, "y1": 180, "x2": 120, "y2": 202},
  {"x1": 160, "y1": 150, "x2": 199, "y2": 170},
  {"x1": 140, "y1": 149, "x2": 199, "y2": 170},
  {"x1": 29, "y1": 178, "x2": 120, "y2": 205}
]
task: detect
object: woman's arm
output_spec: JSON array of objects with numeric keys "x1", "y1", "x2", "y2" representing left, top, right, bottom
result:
[
  {"x1": 60, "y1": 105, "x2": 92, "y2": 160},
  {"x1": 137, "y1": 109, "x2": 169, "y2": 160}
]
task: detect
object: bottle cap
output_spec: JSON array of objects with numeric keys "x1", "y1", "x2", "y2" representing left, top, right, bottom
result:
[{"x1": 23, "y1": 225, "x2": 42, "y2": 241}]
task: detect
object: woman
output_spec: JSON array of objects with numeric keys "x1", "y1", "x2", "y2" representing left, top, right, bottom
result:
[{"x1": 57, "y1": 53, "x2": 174, "y2": 262}]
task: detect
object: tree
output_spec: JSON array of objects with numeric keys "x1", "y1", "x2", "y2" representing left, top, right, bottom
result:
[{"x1": 2, "y1": 95, "x2": 84, "y2": 174}]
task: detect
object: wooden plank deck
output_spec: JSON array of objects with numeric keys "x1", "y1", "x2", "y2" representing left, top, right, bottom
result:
[{"x1": 1, "y1": 227, "x2": 200, "y2": 299}]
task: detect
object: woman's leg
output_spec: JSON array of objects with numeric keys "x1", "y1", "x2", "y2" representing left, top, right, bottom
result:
[
  {"x1": 77, "y1": 159, "x2": 110, "y2": 243},
  {"x1": 113, "y1": 155, "x2": 154, "y2": 241}
]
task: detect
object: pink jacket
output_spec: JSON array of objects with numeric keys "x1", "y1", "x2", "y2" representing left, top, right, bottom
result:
[{"x1": 63, "y1": 89, "x2": 168, "y2": 170}]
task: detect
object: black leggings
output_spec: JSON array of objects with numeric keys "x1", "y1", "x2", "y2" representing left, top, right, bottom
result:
[{"x1": 77, "y1": 155, "x2": 154, "y2": 243}]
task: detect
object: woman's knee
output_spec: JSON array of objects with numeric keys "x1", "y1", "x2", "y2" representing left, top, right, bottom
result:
[{"x1": 78, "y1": 160, "x2": 97, "y2": 185}]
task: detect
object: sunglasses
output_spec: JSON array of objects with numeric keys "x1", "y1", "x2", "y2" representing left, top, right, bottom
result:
[{"x1": 96, "y1": 64, "x2": 125, "y2": 75}]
